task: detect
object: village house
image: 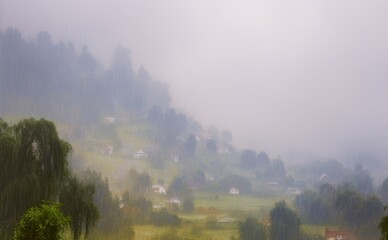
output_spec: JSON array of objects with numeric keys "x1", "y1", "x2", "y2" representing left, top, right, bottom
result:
[
  {"x1": 205, "y1": 174, "x2": 214, "y2": 182},
  {"x1": 101, "y1": 145, "x2": 114, "y2": 155},
  {"x1": 153, "y1": 203, "x2": 165, "y2": 209},
  {"x1": 217, "y1": 144, "x2": 230, "y2": 154},
  {"x1": 171, "y1": 153, "x2": 179, "y2": 163},
  {"x1": 286, "y1": 187, "x2": 302, "y2": 195},
  {"x1": 217, "y1": 215, "x2": 235, "y2": 223},
  {"x1": 105, "y1": 117, "x2": 116, "y2": 124},
  {"x1": 320, "y1": 173, "x2": 330, "y2": 182},
  {"x1": 325, "y1": 228, "x2": 353, "y2": 240},
  {"x1": 134, "y1": 150, "x2": 148, "y2": 159},
  {"x1": 170, "y1": 197, "x2": 181, "y2": 204},
  {"x1": 229, "y1": 187, "x2": 240, "y2": 195},
  {"x1": 152, "y1": 184, "x2": 166, "y2": 195}
]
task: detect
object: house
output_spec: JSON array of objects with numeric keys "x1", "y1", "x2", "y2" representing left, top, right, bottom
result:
[
  {"x1": 170, "y1": 197, "x2": 181, "y2": 204},
  {"x1": 325, "y1": 228, "x2": 353, "y2": 240},
  {"x1": 152, "y1": 185, "x2": 166, "y2": 195},
  {"x1": 217, "y1": 145, "x2": 230, "y2": 154},
  {"x1": 205, "y1": 173, "x2": 214, "y2": 181},
  {"x1": 105, "y1": 117, "x2": 116, "y2": 124},
  {"x1": 101, "y1": 145, "x2": 114, "y2": 155},
  {"x1": 134, "y1": 150, "x2": 148, "y2": 159},
  {"x1": 286, "y1": 187, "x2": 302, "y2": 195},
  {"x1": 171, "y1": 154, "x2": 179, "y2": 163},
  {"x1": 153, "y1": 203, "x2": 164, "y2": 209},
  {"x1": 229, "y1": 187, "x2": 240, "y2": 195},
  {"x1": 217, "y1": 215, "x2": 235, "y2": 223},
  {"x1": 320, "y1": 173, "x2": 330, "y2": 182},
  {"x1": 196, "y1": 131, "x2": 211, "y2": 142}
]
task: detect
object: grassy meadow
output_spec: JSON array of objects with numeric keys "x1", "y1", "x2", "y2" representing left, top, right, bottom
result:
[{"x1": 57, "y1": 119, "x2": 330, "y2": 240}]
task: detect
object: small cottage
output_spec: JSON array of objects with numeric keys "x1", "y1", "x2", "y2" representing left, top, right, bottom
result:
[
  {"x1": 134, "y1": 150, "x2": 148, "y2": 159},
  {"x1": 152, "y1": 185, "x2": 166, "y2": 195},
  {"x1": 286, "y1": 187, "x2": 302, "y2": 195},
  {"x1": 325, "y1": 228, "x2": 353, "y2": 240},
  {"x1": 229, "y1": 187, "x2": 240, "y2": 195},
  {"x1": 170, "y1": 197, "x2": 181, "y2": 204}
]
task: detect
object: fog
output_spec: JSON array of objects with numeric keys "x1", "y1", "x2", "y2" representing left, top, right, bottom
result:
[{"x1": 2, "y1": 0, "x2": 388, "y2": 162}]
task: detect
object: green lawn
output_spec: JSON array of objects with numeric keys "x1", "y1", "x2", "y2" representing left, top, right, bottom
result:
[
  {"x1": 132, "y1": 225, "x2": 238, "y2": 240},
  {"x1": 194, "y1": 192, "x2": 291, "y2": 211},
  {"x1": 302, "y1": 224, "x2": 336, "y2": 236}
]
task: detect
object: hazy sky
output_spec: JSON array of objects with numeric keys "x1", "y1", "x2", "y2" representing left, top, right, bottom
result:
[{"x1": 2, "y1": 0, "x2": 388, "y2": 161}]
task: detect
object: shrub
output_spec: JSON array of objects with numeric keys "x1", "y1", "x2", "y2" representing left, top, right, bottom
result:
[{"x1": 13, "y1": 202, "x2": 70, "y2": 240}]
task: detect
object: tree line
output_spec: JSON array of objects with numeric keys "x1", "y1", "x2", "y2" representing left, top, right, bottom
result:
[
  {"x1": 295, "y1": 183, "x2": 383, "y2": 239},
  {"x1": 0, "y1": 28, "x2": 170, "y2": 126}
]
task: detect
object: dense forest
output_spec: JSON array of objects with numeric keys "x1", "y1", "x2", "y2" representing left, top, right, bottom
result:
[{"x1": 0, "y1": 28, "x2": 170, "y2": 124}]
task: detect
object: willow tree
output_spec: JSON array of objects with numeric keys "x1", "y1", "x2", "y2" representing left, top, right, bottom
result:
[
  {"x1": 270, "y1": 201, "x2": 301, "y2": 240},
  {"x1": 0, "y1": 118, "x2": 71, "y2": 238},
  {"x1": 60, "y1": 176, "x2": 99, "y2": 240}
]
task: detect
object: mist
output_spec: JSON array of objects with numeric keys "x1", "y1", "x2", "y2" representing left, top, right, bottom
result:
[{"x1": 2, "y1": 0, "x2": 388, "y2": 162}]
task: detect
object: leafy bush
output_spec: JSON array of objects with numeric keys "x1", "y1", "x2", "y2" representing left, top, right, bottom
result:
[
  {"x1": 148, "y1": 209, "x2": 181, "y2": 227},
  {"x1": 14, "y1": 202, "x2": 70, "y2": 240}
]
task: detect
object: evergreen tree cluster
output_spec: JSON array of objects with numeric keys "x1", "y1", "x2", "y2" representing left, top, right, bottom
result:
[{"x1": 0, "y1": 28, "x2": 170, "y2": 125}]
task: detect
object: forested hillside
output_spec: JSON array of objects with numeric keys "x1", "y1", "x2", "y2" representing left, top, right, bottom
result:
[
  {"x1": 0, "y1": 28, "x2": 170, "y2": 124},
  {"x1": 2, "y1": 28, "x2": 388, "y2": 240}
]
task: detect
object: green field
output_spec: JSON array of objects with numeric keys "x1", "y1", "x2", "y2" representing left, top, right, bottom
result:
[
  {"x1": 62, "y1": 223, "x2": 331, "y2": 240},
  {"x1": 301, "y1": 224, "x2": 337, "y2": 236},
  {"x1": 57, "y1": 118, "x2": 331, "y2": 240},
  {"x1": 194, "y1": 192, "x2": 291, "y2": 211}
]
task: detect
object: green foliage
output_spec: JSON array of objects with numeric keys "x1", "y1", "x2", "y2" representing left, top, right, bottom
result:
[
  {"x1": 134, "y1": 173, "x2": 152, "y2": 196},
  {"x1": 168, "y1": 177, "x2": 192, "y2": 199},
  {"x1": 292, "y1": 159, "x2": 346, "y2": 186},
  {"x1": 380, "y1": 207, "x2": 388, "y2": 240},
  {"x1": 295, "y1": 190, "x2": 329, "y2": 224},
  {"x1": 345, "y1": 164, "x2": 374, "y2": 195},
  {"x1": 13, "y1": 202, "x2": 70, "y2": 240},
  {"x1": 192, "y1": 170, "x2": 206, "y2": 189},
  {"x1": 257, "y1": 151, "x2": 271, "y2": 169},
  {"x1": 296, "y1": 185, "x2": 383, "y2": 239},
  {"x1": 270, "y1": 201, "x2": 301, "y2": 240},
  {"x1": 238, "y1": 217, "x2": 266, "y2": 240},
  {"x1": 0, "y1": 29, "x2": 172, "y2": 123},
  {"x1": 265, "y1": 159, "x2": 286, "y2": 180},
  {"x1": 218, "y1": 174, "x2": 252, "y2": 194},
  {"x1": 381, "y1": 178, "x2": 388, "y2": 203},
  {"x1": 334, "y1": 189, "x2": 364, "y2": 228},
  {"x1": 206, "y1": 139, "x2": 217, "y2": 154},
  {"x1": 334, "y1": 189, "x2": 383, "y2": 238},
  {"x1": 60, "y1": 176, "x2": 99, "y2": 240},
  {"x1": 82, "y1": 170, "x2": 126, "y2": 233},
  {"x1": 122, "y1": 193, "x2": 153, "y2": 224},
  {"x1": 182, "y1": 198, "x2": 195, "y2": 213},
  {"x1": 183, "y1": 134, "x2": 197, "y2": 158},
  {"x1": 148, "y1": 209, "x2": 181, "y2": 227},
  {"x1": 239, "y1": 149, "x2": 257, "y2": 169},
  {"x1": 125, "y1": 169, "x2": 152, "y2": 197},
  {"x1": 0, "y1": 118, "x2": 71, "y2": 238},
  {"x1": 150, "y1": 107, "x2": 188, "y2": 148}
]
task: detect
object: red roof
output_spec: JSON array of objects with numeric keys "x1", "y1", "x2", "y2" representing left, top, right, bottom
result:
[{"x1": 325, "y1": 228, "x2": 354, "y2": 240}]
